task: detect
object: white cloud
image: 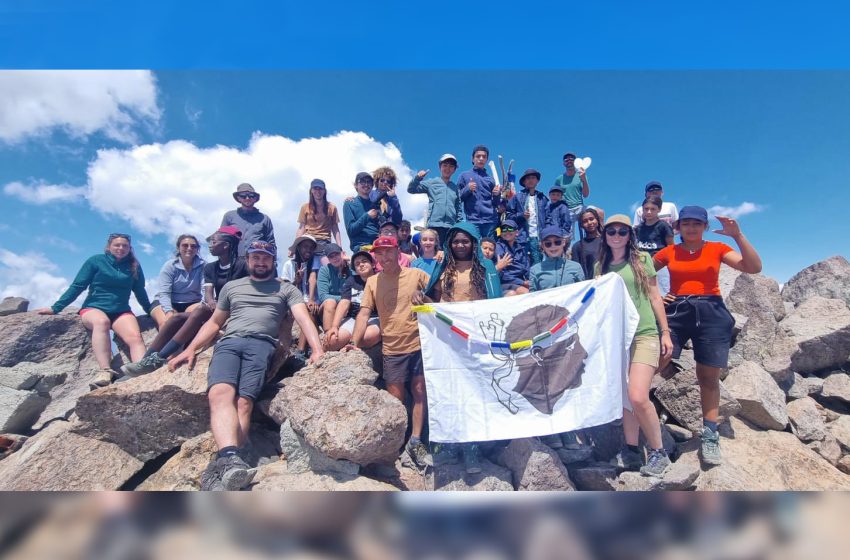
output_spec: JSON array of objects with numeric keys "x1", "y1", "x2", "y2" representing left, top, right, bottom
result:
[
  {"x1": 0, "y1": 70, "x2": 160, "y2": 144},
  {"x1": 26, "y1": 131, "x2": 426, "y2": 252},
  {"x1": 0, "y1": 248, "x2": 75, "y2": 309},
  {"x1": 138, "y1": 242, "x2": 156, "y2": 255},
  {"x1": 707, "y1": 201, "x2": 764, "y2": 220},
  {"x1": 4, "y1": 180, "x2": 87, "y2": 205}
]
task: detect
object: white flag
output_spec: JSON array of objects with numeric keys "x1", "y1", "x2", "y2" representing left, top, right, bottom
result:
[{"x1": 417, "y1": 273, "x2": 639, "y2": 443}]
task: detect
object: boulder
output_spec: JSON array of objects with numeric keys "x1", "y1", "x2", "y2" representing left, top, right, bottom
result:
[
  {"x1": 615, "y1": 460, "x2": 700, "y2": 491},
  {"x1": 654, "y1": 369, "x2": 742, "y2": 433},
  {"x1": 838, "y1": 456, "x2": 850, "y2": 475},
  {"x1": 0, "y1": 386, "x2": 49, "y2": 433},
  {"x1": 286, "y1": 350, "x2": 379, "y2": 390},
  {"x1": 31, "y1": 349, "x2": 100, "y2": 429},
  {"x1": 0, "y1": 360, "x2": 71, "y2": 393},
  {"x1": 665, "y1": 423, "x2": 693, "y2": 442},
  {"x1": 279, "y1": 419, "x2": 359, "y2": 476},
  {"x1": 0, "y1": 420, "x2": 144, "y2": 490},
  {"x1": 808, "y1": 436, "x2": 842, "y2": 466},
  {"x1": 0, "y1": 364, "x2": 39, "y2": 390},
  {"x1": 821, "y1": 373, "x2": 850, "y2": 405},
  {"x1": 786, "y1": 397, "x2": 828, "y2": 442},
  {"x1": 781, "y1": 256, "x2": 850, "y2": 308},
  {"x1": 723, "y1": 361, "x2": 788, "y2": 430},
  {"x1": 828, "y1": 415, "x2": 850, "y2": 450},
  {"x1": 255, "y1": 384, "x2": 285, "y2": 425},
  {"x1": 718, "y1": 264, "x2": 742, "y2": 302},
  {"x1": 251, "y1": 460, "x2": 398, "y2": 491},
  {"x1": 727, "y1": 273, "x2": 786, "y2": 322},
  {"x1": 70, "y1": 350, "x2": 212, "y2": 461},
  {"x1": 569, "y1": 462, "x2": 618, "y2": 491},
  {"x1": 495, "y1": 438, "x2": 576, "y2": 491},
  {"x1": 677, "y1": 417, "x2": 850, "y2": 490},
  {"x1": 779, "y1": 297, "x2": 850, "y2": 374},
  {"x1": 786, "y1": 372, "x2": 824, "y2": 400},
  {"x1": 138, "y1": 425, "x2": 280, "y2": 491},
  {"x1": 432, "y1": 459, "x2": 515, "y2": 491},
  {"x1": 758, "y1": 332, "x2": 798, "y2": 386},
  {"x1": 0, "y1": 312, "x2": 90, "y2": 367},
  {"x1": 0, "y1": 297, "x2": 28, "y2": 316}
]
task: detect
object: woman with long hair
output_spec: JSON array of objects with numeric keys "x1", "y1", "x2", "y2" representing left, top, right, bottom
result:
[
  {"x1": 149, "y1": 234, "x2": 206, "y2": 329},
  {"x1": 296, "y1": 178, "x2": 343, "y2": 258},
  {"x1": 653, "y1": 206, "x2": 761, "y2": 466},
  {"x1": 571, "y1": 207, "x2": 604, "y2": 280},
  {"x1": 36, "y1": 233, "x2": 151, "y2": 389},
  {"x1": 595, "y1": 214, "x2": 674, "y2": 477},
  {"x1": 119, "y1": 227, "x2": 247, "y2": 379}
]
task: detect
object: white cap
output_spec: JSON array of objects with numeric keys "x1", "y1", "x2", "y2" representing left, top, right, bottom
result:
[{"x1": 439, "y1": 153, "x2": 458, "y2": 165}]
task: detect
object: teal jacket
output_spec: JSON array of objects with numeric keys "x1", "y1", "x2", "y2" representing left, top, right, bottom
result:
[
  {"x1": 317, "y1": 264, "x2": 347, "y2": 303},
  {"x1": 407, "y1": 175, "x2": 464, "y2": 229},
  {"x1": 425, "y1": 222, "x2": 503, "y2": 299},
  {"x1": 52, "y1": 253, "x2": 152, "y2": 315},
  {"x1": 530, "y1": 256, "x2": 585, "y2": 291}
]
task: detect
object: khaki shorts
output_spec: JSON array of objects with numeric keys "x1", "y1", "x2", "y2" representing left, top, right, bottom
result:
[{"x1": 630, "y1": 334, "x2": 660, "y2": 368}]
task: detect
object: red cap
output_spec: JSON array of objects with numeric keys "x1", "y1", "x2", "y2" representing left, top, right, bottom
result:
[
  {"x1": 372, "y1": 236, "x2": 399, "y2": 249},
  {"x1": 216, "y1": 226, "x2": 242, "y2": 238}
]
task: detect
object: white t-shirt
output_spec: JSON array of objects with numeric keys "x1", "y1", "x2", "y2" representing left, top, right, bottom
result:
[
  {"x1": 281, "y1": 255, "x2": 322, "y2": 303},
  {"x1": 527, "y1": 194, "x2": 539, "y2": 238},
  {"x1": 634, "y1": 201, "x2": 679, "y2": 227}
]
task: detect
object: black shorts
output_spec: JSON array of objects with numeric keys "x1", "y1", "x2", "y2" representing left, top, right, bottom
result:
[
  {"x1": 666, "y1": 296, "x2": 735, "y2": 369},
  {"x1": 207, "y1": 336, "x2": 276, "y2": 400},
  {"x1": 150, "y1": 299, "x2": 198, "y2": 313},
  {"x1": 383, "y1": 350, "x2": 424, "y2": 385}
]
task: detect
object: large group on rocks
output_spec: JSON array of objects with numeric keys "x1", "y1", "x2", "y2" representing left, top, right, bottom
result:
[{"x1": 33, "y1": 144, "x2": 763, "y2": 490}]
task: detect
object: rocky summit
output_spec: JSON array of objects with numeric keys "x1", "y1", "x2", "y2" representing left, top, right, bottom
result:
[{"x1": 2, "y1": 256, "x2": 850, "y2": 491}]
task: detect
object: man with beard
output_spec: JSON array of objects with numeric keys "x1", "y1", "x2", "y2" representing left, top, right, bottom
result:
[{"x1": 169, "y1": 241, "x2": 324, "y2": 491}]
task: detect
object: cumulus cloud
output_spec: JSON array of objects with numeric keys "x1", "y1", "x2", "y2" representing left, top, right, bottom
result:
[
  {"x1": 30, "y1": 131, "x2": 426, "y2": 252},
  {"x1": 138, "y1": 242, "x2": 156, "y2": 255},
  {"x1": 0, "y1": 70, "x2": 160, "y2": 144},
  {"x1": 0, "y1": 248, "x2": 75, "y2": 309},
  {"x1": 707, "y1": 201, "x2": 764, "y2": 220},
  {"x1": 4, "y1": 180, "x2": 87, "y2": 205}
]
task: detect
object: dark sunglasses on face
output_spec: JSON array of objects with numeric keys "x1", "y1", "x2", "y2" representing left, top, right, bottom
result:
[
  {"x1": 237, "y1": 193, "x2": 258, "y2": 199},
  {"x1": 378, "y1": 178, "x2": 395, "y2": 185},
  {"x1": 605, "y1": 227, "x2": 630, "y2": 237},
  {"x1": 180, "y1": 243, "x2": 199, "y2": 249},
  {"x1": 501, "y1": 226, "x2": 517, "y2": 232},
  {"x1": 109, "y1": 233, "x2": 132, "y2": 242},
  {"x1": 543, "y1": 239, "x2": 563, "y2": 248},
  {"x1": 311, "y1": 186, "x2": 325, "y2": 190},
  {"x1": 357, "y1": 180, "x2": 373, "y2": 187}
]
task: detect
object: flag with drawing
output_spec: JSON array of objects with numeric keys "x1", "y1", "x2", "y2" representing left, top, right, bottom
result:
[{"x1": 415, "y1": 273, "x2": 639, "y2": 443}]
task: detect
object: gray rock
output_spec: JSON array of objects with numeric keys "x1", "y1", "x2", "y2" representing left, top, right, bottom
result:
[
  {"x1": 821, "y1": 373, "x2": 850, "y2": 405},
  {"x1": 555, "y1": 446, "x2": 594, "y2": 464},
  {"x1": 828, "y1": 415, "x2": 850, "y2": 450},
  {"x1": 838, "y1": 456, "x2": 850, "y2": 475},
  {"x1": 279, "y1": 419, "x2": 359, "y2": 476},
  {"x1": 0, "y1": 361, "x2": 70, "y2": 392},
  {"x1": 0, "y1": 386, "x2": 49, "y2": 433},
  {"x1": 569, "y1": 463, "x2": 618, "y2": 491},
  {"x1": 495, "y1": 438, "x2": 575, "y2": 490},
  {"x1": 433, "y1": 459, "x2": 515, "y2": 491},
  {"x1": 758, "y1": 332, "x2": 798, "y2": 386},
  {"x1": 654, "y1": 369, "x2": 742, "y2": 433},
  {"x1": 718, "y1": 264, "x2": 743, "y2": 302},
  {"x1": 0, "y1": 312, "x2": 89, "y2": 367},
  {"x1": 256, "y1": 384, "x2": 286, "y2": 425},
  {"x1": 0, "y1": 297, "x2": 29, "y2": 316},
  {"x1": 665, "y1": 423, "x2": 693, "y2": 442},
  {"x1": 615, "y1": 460, "x2": 700, "y2": 491},
  {"x1": 0, "y1": 365, "x2": 39, "y2": 390},
  {"x1": 723, "y1": 361, "x2": 788, "y2": 431},
  {"x1": 808, "y1": 436, "x2": 842, "y2": 466},
  {"x1": 786, "y1": 372, "x2": 824, "y2": 400},
  {"x1": 583, "y1": 421, "x2": 625, "y2": 462},
  {"x1": 32, "y1": 348, "x2": 100, "y2": 429},
  {"x1": 786, "y1": 397, "x2": 828, "y2": 442},
  {"x1": 779, "y1": 296, "x2": 850, "y2": 373},
  {"x1": 251, "y1": 460, "x2": 397, "y2": 491},
  {"x1": 287, "y1": 350, "x2": 379, "y2": 389},
  {"x1": 727, "y1": 273, "x2": 786, "y2": 322},
  {"x1": 781, "y1": 255, "x2": 850, "y2": 308}
]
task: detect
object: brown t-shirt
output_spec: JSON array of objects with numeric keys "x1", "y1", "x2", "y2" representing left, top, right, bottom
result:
[
  {"x1": 361, "y1": 267, "x2": 429, "y2": 355},
  {"x1": 297, "y1": 202, "x2": 340, "y2": 241},
  {"x1": 439, "y1": 261, "x2": 484, "y2": 303}
]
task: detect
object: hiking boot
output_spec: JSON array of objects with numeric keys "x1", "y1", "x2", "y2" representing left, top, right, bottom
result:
[
  {"x1": 610, "y1": 446, "x2": 643, "y2": 471},
  {"x1": 405, "y1": 439, "x2": 434, "y2": 468},
  {"x1": 539, "y1": 434, "x2": 563, "y2": 449},
  {"x1": 640, "y1": 449, "x2": 672, "y2": 477},
  {"x1": 120, "y1": 352, "x2": 167, "y2": 378},
  {"x1": 700, "y1": 426, "x2": 723, "y2": 466},
  {"x1": 462, "y1": 444, "x2": 482, "y2": 475},
  {"x1": 219, "y1": 454, "x2": 256, "y2": 491},
  {"x1": 89, "y1": 368, "x2": 114, "y2": 390},
  {"x1": 200, "y1": 458, "x2": 225, "y2": 491},
  {"x1": 560, "y1": 431, "x2": 586, "y2": 450}
]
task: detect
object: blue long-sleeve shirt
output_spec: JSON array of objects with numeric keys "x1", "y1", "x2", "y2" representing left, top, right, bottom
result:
[
  {"x1": 368, "y1": 189, "x2": 404, "y2": 225},
  {"x1": 547, "y1": 200, "x2": 572, "y2": 239},
  {"x1": 343, "y1": 196, "x2": 381, "y2": 252},
  {"x1": 496, "y1": 239, "x2": 530, "y2": 286},
  {"x1": 507, "y1": 188, "x2": 550, "y2": 244},
  {"x1": 458, "y1": 167, "x2": 500, "y2": 226},
  {"x1": 155, "y1": 255, "x2": 206, "y2": 311},
  {"x1": 407, "y1": 176, "x2": 463, "y2": 228},
  {"x1": 317, "y1": 264, "x2": 346, "y2": 303}
]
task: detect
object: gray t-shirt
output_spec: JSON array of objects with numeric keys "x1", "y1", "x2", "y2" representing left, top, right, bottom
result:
[{"x1": 217, "y1": 276, "x2": 303, "y2": 343}]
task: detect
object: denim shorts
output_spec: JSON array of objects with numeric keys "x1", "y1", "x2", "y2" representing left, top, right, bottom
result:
[{"x1": 666, "y1": 296, "x2": 735, "y2": 368}]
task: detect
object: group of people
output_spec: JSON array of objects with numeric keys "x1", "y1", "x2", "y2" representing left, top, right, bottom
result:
[{"x1": 38, "y1": 144, "x2": 762, "y2": 490}]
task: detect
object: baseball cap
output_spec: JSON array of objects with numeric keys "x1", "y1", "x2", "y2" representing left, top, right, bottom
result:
[
  {"x1": 540, "y1": 225, "x2": 564, "y2": 240},
  {"x1": 213, "y1": 226, "x2": 242, "y2": 238},
  {"x1": 604, "y1": 214, "x2": 633, "y2": 227},
  {"x1": 324, "y1": 243, "x2": 342, "y2": 256},
  {"x1": 355, "y1": 172, "x2": 373, "y2": 184},
  {"x1": 372, "y1": 236, "x2": 399, "y2": 249},
  {"x1": 379, "y1": 217, "x2": 399, "y2": 229},
  {"x1": 563, "y1": 152, "x2": 576, "y2": 159},
  {"x1": 439, "y1": 153, "x2": 458, "y2": 165},
  {"x1": 502, "y1": 219, "x2": 519, "y2": 230},
  {"x1": 246, "y1": 241, "x2": 276, "y2": 257},
  {"x1": 351, "y1": 250, "x2": 374, "y2": 264},
  {"x1": 548, "y1": 185, "x2": 564, "y2": 193},
  {"x1": 310, "y1": 178, "x2": 326, "y2": 189},
  {"x1": 678, "y1": 206, "x2": 709, "y2": 224},
  {"x1": 645, "y1": 181, "x2": 663, "y2": 193}
]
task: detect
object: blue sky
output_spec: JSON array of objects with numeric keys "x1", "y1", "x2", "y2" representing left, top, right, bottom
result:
[{"x1": 1, "y1": 3, "x2": 849, "y2": 307}]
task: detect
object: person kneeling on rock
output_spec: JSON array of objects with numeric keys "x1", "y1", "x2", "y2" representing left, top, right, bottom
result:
[{"x1": 168, "y1": 241, "x2": 324, "y2": 491}]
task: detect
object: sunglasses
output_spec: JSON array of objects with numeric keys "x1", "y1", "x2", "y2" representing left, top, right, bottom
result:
[
  {"x1": 237, "y1": 193, "x2": 258, "y2": 199},
  {"x1": 357, "y1": 179, "x2": 373, "y2": 186},
  {"x1": 249, "y1": 241, "x2": 276, "y2": 250},
  {"x1": 180, "y1": 243, "x2": 199, "y2": 249},
  {"x1": 501, "y1": 226, "x2": 517, "y2": 233},
  {"x1": 108, "y1": 233, "x2": 132, "y2": 242},
  {"x1": 543, "y1": 239, "x2": 564, "y2": 248},
  {"x1": 378, "y1": 178, "x2": 395, "y2": 185},
  {"x1": 605, "y1": 227, "x2": 631, "y2": 237},
  {"x1": 311, "y1": 185, "x2": 326, "y2": 190}
]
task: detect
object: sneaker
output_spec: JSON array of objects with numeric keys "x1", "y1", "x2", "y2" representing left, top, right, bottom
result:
[
  {"x1": 200, "y1": 459, "x2": 224, "y2": 491},
  {"x1": 462, "y1": 444, "x2": 482, "y2": 475},
  {"x1": 219, "y1": 455, "x2": 257, "y2": 491},
  {"x1": 610, "y1": 446, "x2": 643, "y2": 471},
  {"x1": 539, "y1": 434, "x2": 563, "y2": 449},
  {"x1": 699, "y1": 426, "x2": 723, "y2": 466},
  {"x1": 89, "y1": 368, "x2": 114, "y2": 390},
  {"x1": 120, "y1": 352, "x2": 167, "y2": 378},
  {"x1": 405, "y1": 439, "x2": 434, "y2": 468},
  {"x1": 640, "y1": 449, "x2": 672, "y2": 477}
]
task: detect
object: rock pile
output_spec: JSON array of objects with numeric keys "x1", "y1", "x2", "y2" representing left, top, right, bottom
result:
[{"x1": 2, "y1": 256, "x2": 850, "y2": 490}]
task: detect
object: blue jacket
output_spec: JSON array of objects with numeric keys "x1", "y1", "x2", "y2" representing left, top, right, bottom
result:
[
  {"x1": 317, "y1": 264, "x2": 346, "y2": 303},
  {"x1": 458, "y1": 167, "x2": 500, "y2": 226},
  {"x1": 507, "y1": 188, "x2": 550, "y2": 244},
  {"x1": 221, "y1": 207, "x2": 276, "y2": 257},
  {"x1": 425, "y1": 222, "x2": 502, "y2": 299},
  {"x1": 407, "y1": 176, "x2": 463, "y2": 228},
  {"x1": 547, "y1": 199, "x2": 573, "y2": 239},
  {"x1": 343, "y1": 196, "x2": 380, "y2": 252},
  {"x1": 368, "y1": 189, "x2": 404, "y2": 225},
  {"x1": 155, "y1": 254, "x2": 206, "y2": 311},
  {"x1": 496, "y1": 239, "x2": 530, "y2": 286}
]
